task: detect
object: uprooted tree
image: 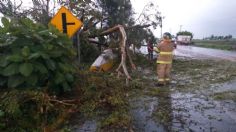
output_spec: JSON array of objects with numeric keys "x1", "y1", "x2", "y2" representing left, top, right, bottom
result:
[{"x1": 76, "y1": 0, "x2": 161, "y2": 80}]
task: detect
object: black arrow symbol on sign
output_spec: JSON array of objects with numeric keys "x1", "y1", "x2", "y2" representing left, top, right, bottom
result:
[{"x1": 62, "y1": 13, "x2": 75, "y2": 34}]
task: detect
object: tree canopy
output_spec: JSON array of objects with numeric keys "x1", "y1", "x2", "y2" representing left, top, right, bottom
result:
[{"x1": 177, "y1": 31, "x2": 193, "y2": 39}]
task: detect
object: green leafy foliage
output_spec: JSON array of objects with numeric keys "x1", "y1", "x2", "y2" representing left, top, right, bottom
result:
[
  {"x1": 98, "y1": 0, "x2": 133, "y2": 26},
  {"x1": 80, "y1": 34, "x2": 100, "y2": 63},
  {"x1": 0, "y1": 89, "x2": 74, "y2": 131},
  {"x1": 0, "y1": 16, "x2": 78, "y2": 130},
  {"x1": 76, "y1": 71, "x2": 132, "y2": 130},
  {"x1": 0, "y1": 17, "x2": 76, "y2": 94}
]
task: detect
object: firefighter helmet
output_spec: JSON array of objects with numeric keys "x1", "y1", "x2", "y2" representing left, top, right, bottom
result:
[{"x1": 163, "y1": 32, "x2": 172, "y2": 40}]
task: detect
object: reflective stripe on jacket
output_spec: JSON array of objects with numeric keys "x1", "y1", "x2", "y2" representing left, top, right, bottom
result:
[{"x1": 156, "y1": 40, "x2": 174, "y2": 64}]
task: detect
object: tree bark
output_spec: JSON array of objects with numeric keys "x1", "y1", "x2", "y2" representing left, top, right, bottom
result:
[{"x1": 126, "y1": 46, "x2": 136, "y2": 70}]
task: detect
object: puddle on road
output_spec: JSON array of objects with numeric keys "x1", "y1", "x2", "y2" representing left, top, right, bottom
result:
[
  {"x1": 68, "y1": 115, "x2": 97, "y2": 132},
  {"x1": 131, "y1": 86, "x2": 236, "y2": 132},
  {"x1": 130, "y1": 96, "x2": 166, "y2": 132},
  {"x1": 74, "y1": 120, "x2": 97, "y2": 132},
  {"x1": 213, "y1": 80, "x2": 236, "y2": 93},
  {"x1": 130, "y1": 66, "x2": 236, "y2": 132},
  {"x1": 171, "y1": 92, "x2": 236, "y2": 132}
]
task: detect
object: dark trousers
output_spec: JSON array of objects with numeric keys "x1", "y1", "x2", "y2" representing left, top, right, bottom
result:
[{"x1": 148, "y1": 52, "x2": 153, "y2": 60}]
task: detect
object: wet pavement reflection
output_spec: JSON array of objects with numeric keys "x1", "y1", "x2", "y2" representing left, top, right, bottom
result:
[{"x1": 175, "y1": 45, "x2": 236, "y2": 61}]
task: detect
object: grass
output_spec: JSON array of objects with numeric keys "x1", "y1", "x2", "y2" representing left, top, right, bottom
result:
[
  {"x1": 68, "y1": 54, "x2": 155, "y2": 131},
  {"x1": 212, "y1": 90, "x2": 236, "y2": 101},
  {"x1": 192, "y1": 40, "x2": 236, "y2": 51},
  {"x1": 73, "y1": 71, "x2": 133, "y2": 131},
  {"x1": 172, "y1": 58, "x2": 236, "y2": 92}
]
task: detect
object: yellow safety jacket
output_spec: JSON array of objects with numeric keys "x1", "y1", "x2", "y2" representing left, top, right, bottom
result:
[{"x1": 154, "y1": 40, "x2": 174, "y2": 64}]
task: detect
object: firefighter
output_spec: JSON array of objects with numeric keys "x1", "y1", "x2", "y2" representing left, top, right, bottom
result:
[{"x1": 154, "y1": 32, "x2": 175, "y2": 86}]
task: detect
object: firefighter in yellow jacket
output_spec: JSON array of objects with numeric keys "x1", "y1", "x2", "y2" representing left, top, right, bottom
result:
[{"x1": 154, "y1": 32, "x2": 175, "y2": 86}]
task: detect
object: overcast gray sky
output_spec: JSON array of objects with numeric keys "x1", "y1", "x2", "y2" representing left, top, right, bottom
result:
[
  {"x1": 131, "y1": 0, "x2": 236, "y2": 39},
  {"x1": 2, "y1": 0, "x2": 235, "y2": 39}
]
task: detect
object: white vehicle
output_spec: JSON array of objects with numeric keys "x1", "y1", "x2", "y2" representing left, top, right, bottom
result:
[{"x1": 177, "y1": 35, "x2": 191, "y2": 45}]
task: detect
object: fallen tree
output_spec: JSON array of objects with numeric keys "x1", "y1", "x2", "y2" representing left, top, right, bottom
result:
[
  {"x1": 95, "y1": 25, "x2": 130, "y2": 84},
  {"x1": 98, "y1": 25, "x2": 143, "y2": 83}
]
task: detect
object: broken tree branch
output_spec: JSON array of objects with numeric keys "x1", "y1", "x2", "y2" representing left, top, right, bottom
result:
[
  {"x1": 101, "y1": 25, "x2": 131, "y2": 80},
  {"x1": 126, "y1": 47, "x2": 136, "y2": 70},
  {"x1": 88, "y1": 38, "x2": 108, "y2": 47},
  {"x1": 126, "y1": 24, "x2": 152, "y2": 30},
  {"x1": 88, "y1": 24, "x2": 152, "y2": 38}
]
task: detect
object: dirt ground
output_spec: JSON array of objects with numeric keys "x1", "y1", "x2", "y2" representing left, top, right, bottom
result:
[
  {"x1": 129, "y1": 56, "x2": 236, "y2": 132},
  {"x1": 69, "y1": 56, "x2": 236, "y2": 132}
]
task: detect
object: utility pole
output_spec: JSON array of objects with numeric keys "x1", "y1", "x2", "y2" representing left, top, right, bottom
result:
[
  {"x1": 159, "y1": 16, "x2": 164, "y2": 38},
  {"x1": 179, "y1": 25, "x2": 183, "y2": 32},
  {"x1": 169, "y1": 28, "x2": 172, "y2": 34}
]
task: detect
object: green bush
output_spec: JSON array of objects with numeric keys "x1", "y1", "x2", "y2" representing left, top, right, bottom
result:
[
  {"x1": 80, "y1": 34, "x2": 100, "y2": 63},
  {"x1": 0, "y1": 17, "x2": 76, "y2": 94}
]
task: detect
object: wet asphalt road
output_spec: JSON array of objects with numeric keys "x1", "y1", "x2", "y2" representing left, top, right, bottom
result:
[{"x1": 174, "y1": 45, "x2": 236, "y2": 61}]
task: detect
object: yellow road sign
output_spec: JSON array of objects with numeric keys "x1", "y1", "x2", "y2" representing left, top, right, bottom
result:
[{"x1": 50, "y1": 6, "x2": 83, "y2": 38}]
